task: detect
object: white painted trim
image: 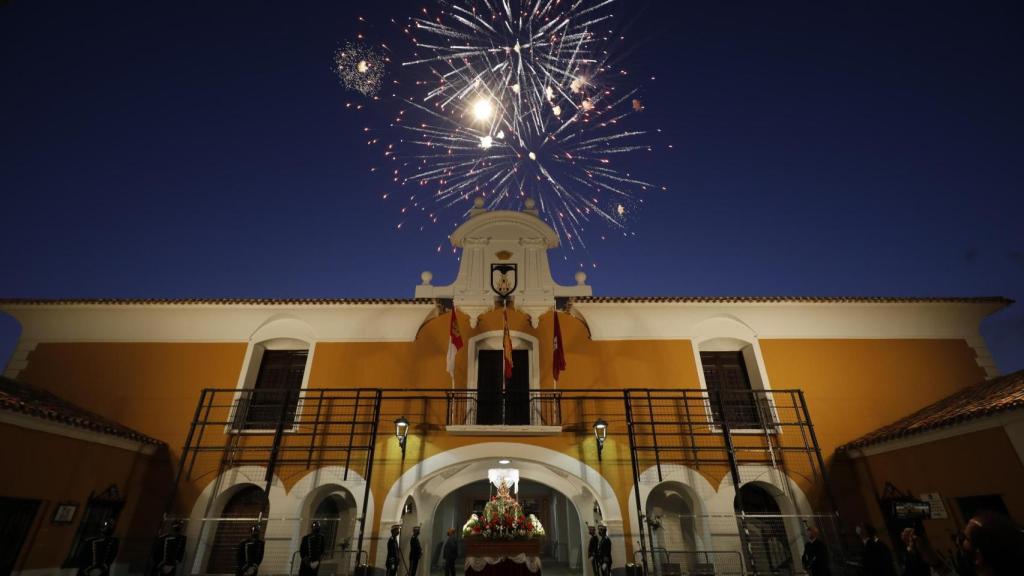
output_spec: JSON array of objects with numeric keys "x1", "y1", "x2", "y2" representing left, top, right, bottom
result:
[
  {"x1": 0, "y1": 410, "x2": 157, "y2": 454},
  {"x1": 691, "y1": 319, "x2": 781, "y2": 435},
  {"x1": 378, "y1": 443, "x2": 623, "y2": 569},
  {"x1": 844, "y1": 409, "x2": 1024, "y2": 457},
  {"x1": 464, "y1": 331, "x2": 541, "y2": 426},
  {"x1": 226, "y1": 318, "x2": 318, "y2": 434}
]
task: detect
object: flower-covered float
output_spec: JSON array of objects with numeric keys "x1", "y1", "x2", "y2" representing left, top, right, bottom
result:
[{"x1": 462, "y1": 469, "x2": 545, "y2": 564}]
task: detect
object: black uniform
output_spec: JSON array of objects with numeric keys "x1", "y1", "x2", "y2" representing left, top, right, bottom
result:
[
  {"x1": 150, "y1": 531, "x2": 186, "y2": 576},
  {"x1": 802, "y1": 538, "x2": 831, "y2": 576},
  {"x1": 409, "y1": 533, "x2": 423, "y2": 576},
  {"x1": 299, "y1": 532, "x2": 326, "y2": 576},
  {"x1": 236, "y1": 536, "x2": 265, "y2": 576},
  {"x1": 443, "y1": 535, "x2": 459, "y2": 576},
  {"x1": 861, "y1": 538, "x2": 895, "y2": 576},
  {"x1": 597, "y1": 534, "x2": 612, "y2": 576},
  {"x1": 77, "y1": 534, "x2": 119, "y2": 576},
  {"x1": 386, "y1": 533, "x2": 400, "y2": 576},
  {"x1": 588, "y1": 534, "x2": 599, "y2": 576}
]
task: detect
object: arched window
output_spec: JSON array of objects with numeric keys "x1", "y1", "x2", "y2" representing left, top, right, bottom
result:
[
  {"x1": 207, "y1": 486, "x2": 267, "y2": 573},
  {"x1": 233, "y1": 336, "x2": 313, "y2": 431},
  {"x1": 694, "y1": 336, "x2": 774, "y2": 430}
]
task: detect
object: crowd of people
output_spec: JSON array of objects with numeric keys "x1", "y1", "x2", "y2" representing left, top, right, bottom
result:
[{"x1": 798, "y1": 510, "x2": 1024, "y2": 576}]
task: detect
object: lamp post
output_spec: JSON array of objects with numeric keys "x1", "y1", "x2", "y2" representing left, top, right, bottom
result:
[
  {"x1": 593, "y1": 419, "x2": 608, "y2": 461},
  {"x1": 395, "y1": 417, "x2": 409, "y2": 459}
]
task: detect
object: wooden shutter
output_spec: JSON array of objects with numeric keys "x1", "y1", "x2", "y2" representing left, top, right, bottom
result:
[
  {"x1": 700, "y1": 351, "x2": 760, "y2": 427},
  {"x1": 243, "y1": 349, "x2": 308, "y2": 429}
]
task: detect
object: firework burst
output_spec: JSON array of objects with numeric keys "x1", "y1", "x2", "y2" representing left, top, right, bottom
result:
[
  {"x1": 335, "y1": 41, "x2": 385, "y2": 97},
  {"x1": 385, "y1": 0, "x2": 661, "y2": 254}
]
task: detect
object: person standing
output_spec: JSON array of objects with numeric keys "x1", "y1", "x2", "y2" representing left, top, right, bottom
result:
[
  {"x1": 386, "y1": 525, "x2": 401, "y2": 576},
  {"x1": 801, "y1": 526, "x2": 831, "y2": 576},
  {"x1": 597, "y1": 525, "x2": 612, "y2": 576},
  {"x1": 443, "y1": 528, "x2": 459, "y2": 576},
  {"x1": 408, "y1": 526, "x2": 423, "y2": 576},
  {"x1": 299, "y1": 521, "x2": 326, "y2": 576},
  {"x1": 77, "y1": 518, "x2": 119, "y2": 576},
  {"x1": 587, "y1": 526, "x2": 599, "y2": 576},
  {"x1": 963, "y1": 512, "x2": 1024, "y2": 576},
  {"x1": 857, "y1": 524, "x2": 895, "y2": 576},
  {"x1": 899, "y1": 528, "x2": 930, "y2": 576},
  {"x1": 236, "y1": 524, "x2": 265, "y2": 576},
  {"x1": 150, "y1": 520, "x2": 186, "y2": 576}
]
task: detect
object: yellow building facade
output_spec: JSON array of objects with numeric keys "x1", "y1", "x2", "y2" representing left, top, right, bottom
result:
[{"x1": 0, "y1": 207, "x2": 1012, "y2": 576}]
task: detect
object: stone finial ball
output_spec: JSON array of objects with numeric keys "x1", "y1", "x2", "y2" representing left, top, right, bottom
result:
[
  {"x1": 473, "y1": 197, "x2": 485, "y2": 208},
  {"x1": 524, "y1": 198, "x2": 536, "y2": 209},
  {"x1": 574, "y1": 271, "x2": 587, "y2": 285},
  {"x1": 421, "y1": 271, "x2": 433, "y2": 285}
]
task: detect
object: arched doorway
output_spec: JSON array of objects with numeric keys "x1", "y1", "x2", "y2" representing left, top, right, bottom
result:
[
  {"x1": 207, "y1": 485, "x2": 267, "y2": 574},
  {"x1": 645, "y1": 482, "x2": 706, "y2": 575},
  {"x1": 430, "y1": 479, "x2": 584, "y2": 576},
  {"x1": 305, "y1": 488, "x2": 359, "y2": 574},
  {"x1": 738, "y1": 484, "x2": 794, "y2": 575}
]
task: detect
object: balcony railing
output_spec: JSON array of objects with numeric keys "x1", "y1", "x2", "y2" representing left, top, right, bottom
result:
[{"x1": 446, "y1": 390, "x2": 562, "y2": 427}]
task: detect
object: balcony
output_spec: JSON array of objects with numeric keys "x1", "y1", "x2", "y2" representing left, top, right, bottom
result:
[{"x1": 445, "y1": 390, "x2": 563, "y2": 435}]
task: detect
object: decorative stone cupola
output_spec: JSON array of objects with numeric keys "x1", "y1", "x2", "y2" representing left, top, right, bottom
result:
[{"x1": 415, "y1": 198, "x2": 591, "y2": 327}]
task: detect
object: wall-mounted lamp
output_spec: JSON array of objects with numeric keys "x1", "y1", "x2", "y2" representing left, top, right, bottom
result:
[
  {"x1": 593, "y1": 419, "x2": 608, "y2": 461},
  {"x1": 395, "y1": 416, "x2": 409, "y2": 458}
]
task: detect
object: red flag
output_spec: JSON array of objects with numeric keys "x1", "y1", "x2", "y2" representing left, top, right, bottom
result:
[
  {"x1": 502, "y1": 303, "x2": 514, "y2": 381},
  {"x1": 552, "y1": 311, "x2": 566, "y2": 382},
  {"x1": 446, "y1": 306, "x2": 464, "y2": 377}
]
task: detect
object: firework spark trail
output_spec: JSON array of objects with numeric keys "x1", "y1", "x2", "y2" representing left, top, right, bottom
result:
[{"x1": 376, "y1": 0, "x2": 662, "y2": 256}]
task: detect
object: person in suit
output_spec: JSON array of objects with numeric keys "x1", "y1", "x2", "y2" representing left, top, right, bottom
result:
[
  {"x1": 443, "y1": 528, "x2": 459, "y2": 576},
  {"x1": 408, "y1": 526, "x2": 423, "y2": 576},
  {"x1": 150, "y1": 520, "x2": 186, "y2": 576},
  {"x1": 236, "y1": 524, "x2": 265, "y2": 576},
  {"x1": 587, "y1": 526, "x2": 599, "y2": 576},
  {"x1": 857, "y1": 524, "x2": 895, "y2": 576},
  {"x1": 300, "y1": 521, "x2": 326, "y2": 576},
  {"x1": 597, "y1": 525, "x2": 612, "y2": 576},
  {"x1": 899, "y1": 527, "x2": 931, "y2": 576},
  {"x1": 77, "y1": 518, "x2": 119, "y2": 576},
  {"x1": 386, "y1": 525, "x2": 401, "y2": 576},
  {"x1": 801, "y1": 526, "x2": 831, "y2": 576}
]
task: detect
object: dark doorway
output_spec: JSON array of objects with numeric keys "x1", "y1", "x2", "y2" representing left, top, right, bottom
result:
[
  {"x1": 207, "y1": 486, "x2": 268, "y2": 573},
  {"x1": 737, "y1": 485, "x2": 793, "y2": 575},
  {"x1": 477, "y1": 350, "x2": 530, "y2": 425},
  {"x1": 0, "y1": 497, "x2": 39, "y2": 576}
]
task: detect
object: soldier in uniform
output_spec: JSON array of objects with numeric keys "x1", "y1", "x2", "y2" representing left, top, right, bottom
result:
[
  {"x1": 587, "y1": 526, "x2": 599, "y2": 576},
  {"x1": 597, "y1": 525, "x2": 612, "y2": 576},
  {"x1": 236, "y1": 524, "x2": 265, "y2": 576},
  {"x1": 386, "y1": 524, "x2": 401, "y2": 576},
  {"x1": 77, "y1": 518, "x2": 119, "y2": 576},
  {"x1": 408, "y1": 526, "x2": 423, "y2": 576},
  {"x1": 150, "y1": 520, "x2": 187, "y2": 576},
  {"x1": 299, "y1": 521, "x2": 326, "y2": 576}
]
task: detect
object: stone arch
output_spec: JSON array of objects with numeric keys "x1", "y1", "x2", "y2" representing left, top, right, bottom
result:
[
  {"x1": 287, "y1": 466, "x2": 374, "y2": 569},
  {"x1": 378, "y1": 443, "x2": 622, "y2": 569},
  {"x1": 187, "y1": 466, "x2": 287, "y2": 574}
]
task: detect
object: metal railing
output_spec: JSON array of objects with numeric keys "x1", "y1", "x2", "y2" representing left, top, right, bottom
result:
[
  {"x1": 446, "y1": 389, "x2": 562, "y2": 426},
  {"x1": 643, "y1": 549, "x2": 747, "y2": 576}
]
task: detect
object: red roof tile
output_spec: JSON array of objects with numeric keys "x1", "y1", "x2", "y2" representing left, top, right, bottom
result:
[
  {"x1": 838, "y1": 370, "x2": 1024, "y2": 451},
  {"x1": 0, "y1": 298, "x2": 433, "y2": 306},
  {"x1": 0, "y1": 377, "x2": 164, "y2": 446}
]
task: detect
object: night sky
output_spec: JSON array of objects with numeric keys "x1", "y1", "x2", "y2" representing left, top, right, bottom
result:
[{"x1": 1, "y1": 1, "x2": 1022, "y2": 372}]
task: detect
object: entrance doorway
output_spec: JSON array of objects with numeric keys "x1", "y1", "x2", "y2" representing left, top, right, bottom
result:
[
  {"x1": 737, "y1": 484, "x2": 794, "y2": 575},
  {"x1": 430, "y1": 479, "x2": 583, "y2": 576},
  {"x1": 0, "y1": 497, "x2": 39, "y2": 576},
  {"x1": 476, "y1": 350, "x2": 529, "y2": 425},
  {"x1": 207, "y1": 485, "x2": 267, "y2": 574}
]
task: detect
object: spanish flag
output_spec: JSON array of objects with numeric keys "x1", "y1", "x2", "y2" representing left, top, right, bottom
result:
[
  {"x1": 502, "y1": 303, "x2": 514, "y2": 382},
  {"x1": 553, "y1": 311, "x2": 566, "y2": 383}
]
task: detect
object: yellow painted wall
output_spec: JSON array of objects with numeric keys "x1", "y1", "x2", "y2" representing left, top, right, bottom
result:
[
  {"x1": 0, "y1": 422, "x2": 164, "y2": 571},
  {"x1": 9, "y1": 308, "x2": 992, "y2": 562},
  {"x1": 856, "y1": 426, "x2": 1024, "y2": 551}
]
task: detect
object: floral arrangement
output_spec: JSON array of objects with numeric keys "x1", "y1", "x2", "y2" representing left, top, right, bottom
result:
[{"x1": 462, "y1": 481, "x2": 545, "y2": 539}]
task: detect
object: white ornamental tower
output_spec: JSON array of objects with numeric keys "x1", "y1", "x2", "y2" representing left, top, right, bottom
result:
[{"x1": 415, "y1": 198, "x2": 591, "y2": 327}]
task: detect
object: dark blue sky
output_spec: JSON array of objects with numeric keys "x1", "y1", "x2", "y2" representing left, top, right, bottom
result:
[{"x1": 1, "y1": 1, "x2": 1022, "y2": 372}]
